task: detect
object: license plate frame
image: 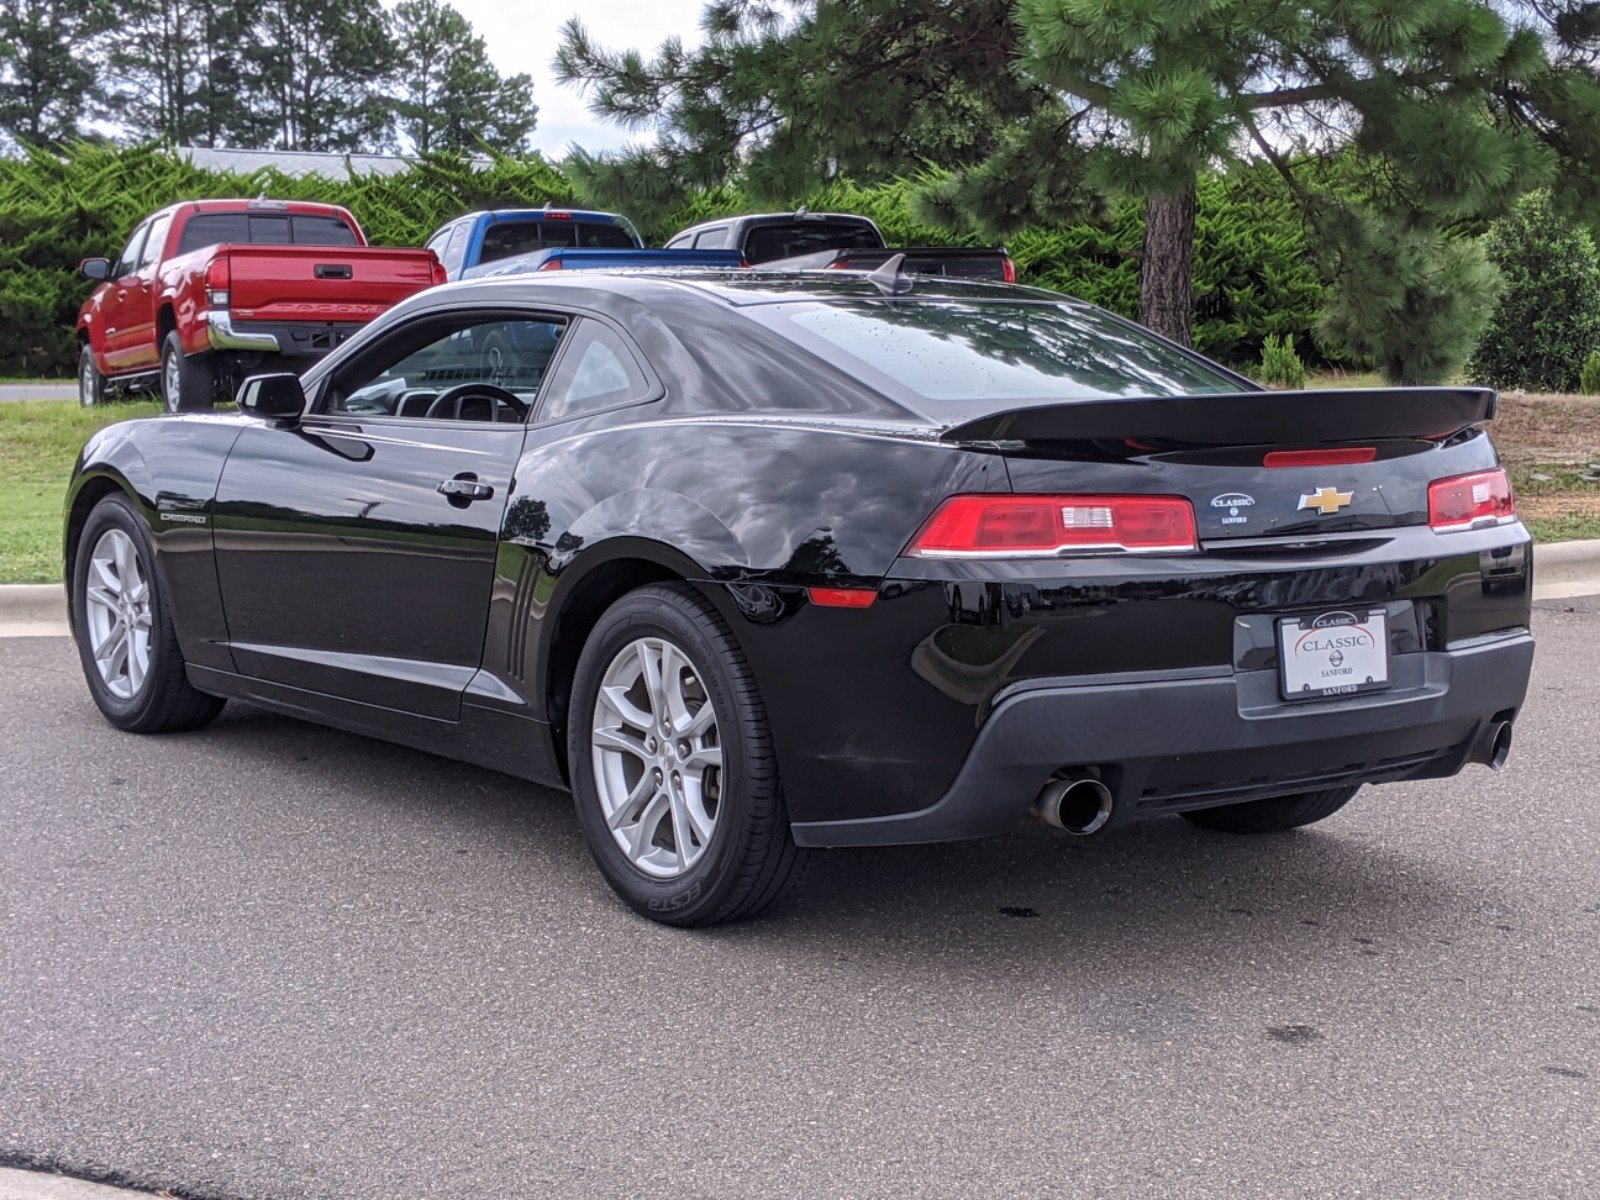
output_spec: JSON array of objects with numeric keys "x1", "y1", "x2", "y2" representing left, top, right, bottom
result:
[{"x1": 1277, "y1": 608, "x2": 1391, "y2": 701}]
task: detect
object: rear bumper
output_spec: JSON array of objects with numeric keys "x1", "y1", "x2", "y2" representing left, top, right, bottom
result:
[
  {"x1": 203, "y1": 312, "x2": 363, "y2": 359},
  {"x1": 790, "y1": 629, "x2": 1534, "y2": 848}
]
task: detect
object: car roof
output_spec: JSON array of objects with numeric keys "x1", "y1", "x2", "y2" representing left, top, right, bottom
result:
[
  {"x1": 461, "y1": 268, "x2": 1069, "y2": 307},
  {"x1": 153, "y1": 198, "x2": 353, "y2": 221},
  {"x1": 674, "y1": 212, "x2": 880, "y2": 237},
  {"x1": 455, "y1": 208, "x2": 628, "y2": 224}
]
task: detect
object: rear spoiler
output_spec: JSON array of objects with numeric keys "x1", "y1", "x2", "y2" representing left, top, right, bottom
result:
[{"x1": 938, "y1": 387, "x2": 1498, "y2": 446}]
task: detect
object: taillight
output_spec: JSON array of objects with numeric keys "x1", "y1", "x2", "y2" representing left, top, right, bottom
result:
[
  {"x1": 1428, "y1": 468, "x2": 1515, "y2": 532},
  {"x1": 907, "y1": 494, "x2": 1199, "y2": 558},
  {"x1": 430, "y1": 260, "x2": 448, "y2": 286},
  {"x1": 205, "y1": 257, "x2": 230, "y2": 309},
  {"x1": 1001, "y1": 257, "x2": 1017, "y2": 285},
  {"x1": 538, "y1": 258, "x2": 563, "y2": 271}
]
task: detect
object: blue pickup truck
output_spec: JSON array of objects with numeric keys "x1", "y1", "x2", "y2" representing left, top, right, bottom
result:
[{"x1": 425, "y1": 207, "x2": 743, "y2": 280}]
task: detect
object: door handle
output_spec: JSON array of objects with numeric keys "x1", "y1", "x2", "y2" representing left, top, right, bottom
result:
[{"x1": 438, "y1": 475, "x2": 493, "y2": 501}]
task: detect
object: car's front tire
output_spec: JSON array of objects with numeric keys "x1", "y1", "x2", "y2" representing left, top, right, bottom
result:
[
  {"x1": 569, "y1": 583, "x2": 807, "y2": 926},
  {"x1": 1181, "y1": 785, "x2": 1360, "y2": 834},
  {"x1": 72, "y1": 493, "x2": 225, "y2": 734},
  {"x1": 160, "y1": 332, "x2": 216, "y2": 413},
  {"x1": 78, "y1": 345, "x2": 106, "y2": 408}
]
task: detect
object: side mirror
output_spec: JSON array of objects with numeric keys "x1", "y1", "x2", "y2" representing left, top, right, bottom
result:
[
  {"x1": 236, "y1": 373, "x2": 306, "y2": 424},
  {"x1": 79, "y1": 257, "x2": 111, "y2": 281}
]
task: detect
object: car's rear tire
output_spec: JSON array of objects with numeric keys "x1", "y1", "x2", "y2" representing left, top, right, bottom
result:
[
  {"x1": 78, "y1": 345, "x2": 107, "y2": 408},
  {"x1": 161, "y1": 332, "x2": 216, "y2": 413},
  {"x1": 568, "y1": 583, "x2": 807, "y2": 926},
  {"x1": 1180, "y1": 785, "x2": 1360, "y2": 834},
  {"x1": 72, "y1": 493, "x2": 225, "y2": 734}
]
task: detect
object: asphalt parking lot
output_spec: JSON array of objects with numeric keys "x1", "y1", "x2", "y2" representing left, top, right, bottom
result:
[{"x1": 2, "y1": 600, "x2": 1597, "y2": 1200}]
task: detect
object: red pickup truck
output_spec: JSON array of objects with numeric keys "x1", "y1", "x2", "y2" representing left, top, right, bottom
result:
[{"x1": 76, "y1": 199, "x2": 446, "y2": 411}]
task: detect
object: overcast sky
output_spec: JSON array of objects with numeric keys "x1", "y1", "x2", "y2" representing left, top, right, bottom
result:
[{"x1": 432, "y1": 0, "x2": 708, "y2": 158}]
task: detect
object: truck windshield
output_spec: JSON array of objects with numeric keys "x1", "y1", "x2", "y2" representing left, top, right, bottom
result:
[
  {"x1": 479, "y1": 220, "x2": 636, "y2": 263},
  {"x1": 758, "y1": 300, "x2": 1240, "y2": 405},
  {"x1": 176, "y1": 213, "x2": 359, "y2": 256},
  {"x1": 743, "y1": 221, "x2": 882, "y2": 263}
]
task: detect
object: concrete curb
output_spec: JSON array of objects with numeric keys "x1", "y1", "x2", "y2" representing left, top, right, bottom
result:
[
  {"x1": 0, "y1": 1167, "x2": 156, "y2": 1199},
  {"x1": 0, "y1": 585, "x2": 68, "y2": 638}
]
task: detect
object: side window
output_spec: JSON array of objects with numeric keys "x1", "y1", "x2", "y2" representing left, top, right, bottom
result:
[
  {"x1": 326, "y1": 314, "x2": 568, "y2": 423},
  {"x1": 536, "y1": 319, "x2": 653, "y2": 423},
  {"x1": 693, "y1": 226, "x2": 728, "y2": 249},
  {"x1": 137, "y1": 214, "x2": 173, "y2": 269},
  {"x1": 114, "y1": 223, "x2": 149, "y2": 278},
  {"x1": 665, "y1": 234, "x2": 691, "y2": 249},
  {"x1": 442, "y1": 223, "x2": 471, "y2": 275}
]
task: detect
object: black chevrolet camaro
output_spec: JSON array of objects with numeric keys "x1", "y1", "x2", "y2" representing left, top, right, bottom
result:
[{"x1": 64, "y1": 270, "x2": 1535, "y2": 925}]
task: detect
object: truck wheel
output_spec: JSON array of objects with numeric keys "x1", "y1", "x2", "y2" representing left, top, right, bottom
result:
[
  {"x1": 1181, "y1": 786, "x2": 1360, "y2": 834},
  {"x1": 79, "y1": 345, "x2": 107, "y2": 408},
  {"x1": 72, "y1": 492, "x2": 225, "y2": 734},
  {"x1": 569, "y1": 583, "x2": 808, "y2": 926},
  {"x1": 161, "y1": 332, "x2": 217, "y2": 413}
]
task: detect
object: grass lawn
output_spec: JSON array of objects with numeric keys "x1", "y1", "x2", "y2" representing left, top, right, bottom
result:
[
  {"x1": 0, "y1": 385, "x2": 1596, "y2": 585},
  {"x1": 1490, "y1": 392, "x2": 1600, "y2": 542},
  {"x1": 0, "y1": 399, "x2": 161, "y2": 583}
]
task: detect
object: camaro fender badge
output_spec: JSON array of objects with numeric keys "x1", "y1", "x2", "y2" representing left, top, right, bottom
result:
[
  {"x1": 1210, "y1": 492, "x2": 1255, "y2": 525},
  {"x1": 1298, "y1": 486, "x2": 1354, "y2": 515},
  {"x1": 159, "y1": 509, "x2": 208, "y2": 526}
]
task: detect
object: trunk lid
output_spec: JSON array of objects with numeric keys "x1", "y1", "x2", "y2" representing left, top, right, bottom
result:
[{"x1": 941, "y1": 388, "x2": 1501, "y2": 542}]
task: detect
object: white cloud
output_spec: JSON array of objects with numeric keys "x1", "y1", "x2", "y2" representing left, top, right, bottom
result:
[{"x1": 425, "y1": 0, "x2": 707, "y2": 158}]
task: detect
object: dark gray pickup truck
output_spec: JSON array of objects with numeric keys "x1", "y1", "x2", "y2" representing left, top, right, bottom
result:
[{"x1": 666, "y1": 210, "x2": 1015, "y2": 281}]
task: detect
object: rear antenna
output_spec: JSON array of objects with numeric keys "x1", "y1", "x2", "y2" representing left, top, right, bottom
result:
[
  {"x1": 794, "y1": 203, "x2": 809, "y2": 218},
  {"x1": 867, "y1": 253, "x2": 913, "y2": 296}
]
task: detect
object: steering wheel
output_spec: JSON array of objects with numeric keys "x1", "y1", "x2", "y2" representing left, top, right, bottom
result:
[{"x1": 424, "y1": 382, "x2": 529, "y2": 422}]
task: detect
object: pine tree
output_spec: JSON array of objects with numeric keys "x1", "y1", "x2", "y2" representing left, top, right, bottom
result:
[
  {"x1": 0, "y1": 0, "x2": 113, "y2": 147},
  {"x1": 388, "y1": 0, "x2": 536, "y2": 156},
  {"x1": 559, "y1": 0, "x2": 1600, "y2": 376},
  {"x1": 240, "y1": 0, "x2": 395, "y2": 151},
  {"x1": 107, "y1": 0, "x2": 252, "y2": 147}
]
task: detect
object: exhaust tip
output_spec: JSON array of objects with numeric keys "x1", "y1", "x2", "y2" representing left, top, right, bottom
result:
[
  {"x1": 1034, "y1": 776, "x2": 1114, "y2": 836},
  {"x1": 1487, "y1": 721, "x2": 1513, "y2": 772}
]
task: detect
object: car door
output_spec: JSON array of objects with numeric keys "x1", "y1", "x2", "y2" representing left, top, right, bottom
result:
[
  {"x1": 121, "y1": 211, "x2": 173, "y2": 370},
  {"x1": 100, "y1": 222, "x2": 149, "y2": 372},
  {"x1": 211, "y1": 307, "x2": 570, "y2": 720}
]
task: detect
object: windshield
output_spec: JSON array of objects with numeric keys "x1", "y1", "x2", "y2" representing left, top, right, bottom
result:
[
  {"x1": 743, "y1": 221, "x2": 882, "y2": 263},
  {"x1": 756, "y1": 300, "x2": 1241, "y2": 408},
  {"x1": 479, "y1": 219, "x2": 636, "y2": 263}
]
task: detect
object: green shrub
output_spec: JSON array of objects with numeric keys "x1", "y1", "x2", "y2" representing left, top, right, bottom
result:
[
  {"x1": 1467, "y1": 192, "x2": 1600, "y2": 393},
  {"x1": 1258, "y1": 334, "x2": 1308, "y2": 388},
  {"x1": 1579, "y1": 350, "x2": 1600, "y2": 395}
]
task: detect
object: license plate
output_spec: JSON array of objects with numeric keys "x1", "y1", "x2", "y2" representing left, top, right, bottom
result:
[{"x1": 1278, "y1": 609, "x2": 1390, "y2": 700}]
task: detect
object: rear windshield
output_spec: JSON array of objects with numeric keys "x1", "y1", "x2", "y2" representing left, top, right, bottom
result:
[
  {"x1": 479, "y1": 219, "x2": 636, "y2": 263},
  {"x1": 176, "y1": 212, "x2": 359, "y2": 256},
  {"x1": 758, "y1": 301, "x2": 1240, "y2": 405},
  {"x1": 743, "y1": 221, "x2": 882, "y2": 263}
]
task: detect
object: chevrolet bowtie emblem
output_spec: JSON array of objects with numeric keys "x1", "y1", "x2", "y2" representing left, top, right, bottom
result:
[{"x1": 1299, "y1": 487, "x2": 1354, "y2": 515}]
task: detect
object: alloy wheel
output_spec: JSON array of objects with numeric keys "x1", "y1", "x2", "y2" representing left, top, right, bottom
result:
[
  {"x1": 590, "y1": 636, "x2": 724, "y2": 878},
  {"x1": 79, "y1": 353, "x2": 99, "y2": 408},
  {"x1": 163, "y1": 352, "x2": 182, "y2": 412},
  {"x1": 83, "y1": 528, "x2": 153, "y2": 700}
]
